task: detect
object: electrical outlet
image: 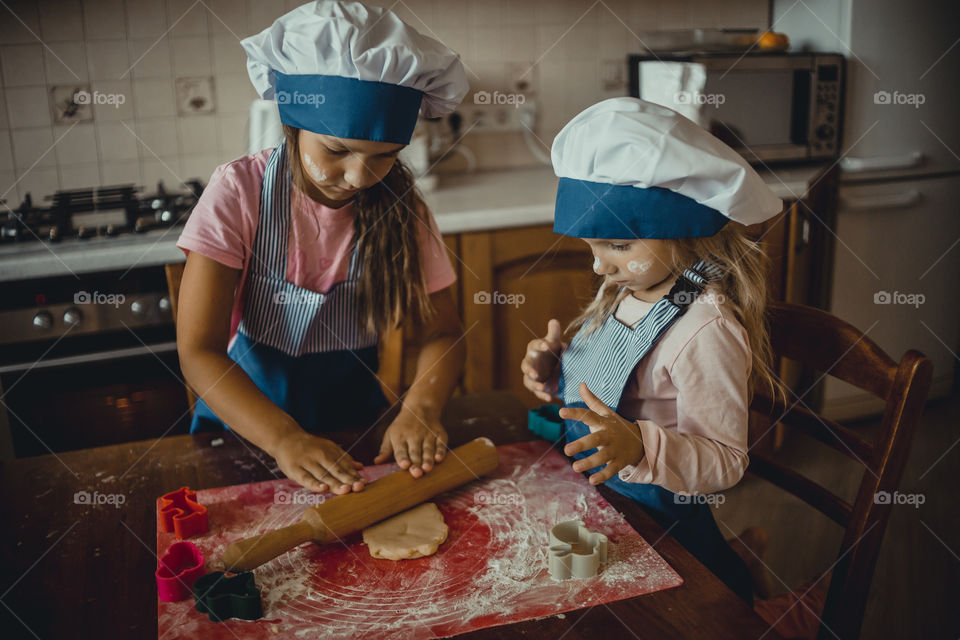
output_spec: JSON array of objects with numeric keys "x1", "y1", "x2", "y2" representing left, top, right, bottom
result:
[
  {"x1": 176, "y1": 77, "x2": 216, "y2": 115},
  {"x1": 507, "y1": 61, "x2": 538, "y2": 95},
  {"x1": 49, "y1": 85, "x2": 94, "y2": 124}
]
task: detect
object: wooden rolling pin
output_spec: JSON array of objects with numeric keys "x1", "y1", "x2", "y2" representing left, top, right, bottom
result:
[{"x1": 221, "y1": 437, "x2": 499, "y2": 571}]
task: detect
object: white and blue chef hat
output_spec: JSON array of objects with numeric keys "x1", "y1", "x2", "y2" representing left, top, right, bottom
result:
[
  {"x1": 552, "y1": 98, "x2": 783, "y2": 239},
  {"x1": 241, "y1": 1, "x2": 468, "y2": 145}
]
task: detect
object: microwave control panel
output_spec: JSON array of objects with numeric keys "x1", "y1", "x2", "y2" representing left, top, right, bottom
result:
[{"x1": 810, "y1": 55, "x2": 844, "y2": 158}]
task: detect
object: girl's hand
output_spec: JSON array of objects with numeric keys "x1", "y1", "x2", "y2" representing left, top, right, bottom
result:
[
  {"x1": 374, "y1": 405, "x2": 448, "y2": 478},
  {"x1": 271, "y1": 431, "x2": 365, "y2": 494},
  {"x1": 559, "y1": 382, "x2": 646, "y2": 485},
  {"x1": 520, "y1": 319, "x2": 567, "y2": 402}
]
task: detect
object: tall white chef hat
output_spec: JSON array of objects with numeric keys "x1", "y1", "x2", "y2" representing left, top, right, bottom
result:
[
  {"x1": 552, "y1": 98, "x2": 783, "y2": 239},
  {"x1": 241, "y1": 1, "x2": 468, "y2": 145}
]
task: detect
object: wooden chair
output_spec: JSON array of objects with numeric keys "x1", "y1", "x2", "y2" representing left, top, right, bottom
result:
[
  {"x1": 747, "y1": 301, "x2": 933, "y2": 640},
  {"x1": 163, "y1": 262, "x2": 408, "y2": 414}
]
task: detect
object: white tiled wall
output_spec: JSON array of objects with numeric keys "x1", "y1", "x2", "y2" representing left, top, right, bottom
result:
[{"x1": 0, "y1": 0, "x2": 767, "y2": 203}]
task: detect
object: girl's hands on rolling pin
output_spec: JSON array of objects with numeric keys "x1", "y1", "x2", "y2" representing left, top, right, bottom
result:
[
  {"x1": 374, "y1": 405, "x2": 448, "y2": 478},
  {"x1": 559, "y1": 382, "x2": 646, "y2": 485},
  {"x1": 520, "y1": 319, "x2": 567, "y2": 402},
  {"x1": 271, "y1": 431, "x2": 365, "y2": 495}
]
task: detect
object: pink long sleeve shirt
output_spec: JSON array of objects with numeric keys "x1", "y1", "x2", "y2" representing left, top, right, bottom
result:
[{"x1": 603, "y1": 291, "x2": 752, "y2": 495}]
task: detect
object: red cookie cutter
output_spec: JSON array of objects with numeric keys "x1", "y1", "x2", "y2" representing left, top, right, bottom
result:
[
  {"x1": 156, "y1": 541, "x2": 205, "y2": 602},
  {"x1": 158, "y1": 486, "x2": 209, "y2": 539}
]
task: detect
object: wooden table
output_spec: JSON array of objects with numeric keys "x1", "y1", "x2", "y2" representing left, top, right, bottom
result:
[{"x1": 0, "y1": 392, "x2": 778, "y2": 639}]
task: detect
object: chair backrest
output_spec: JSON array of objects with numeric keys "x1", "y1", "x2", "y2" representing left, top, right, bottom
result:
[{"x1": 748, "y1": 302, "x2": 933, "y2": 640}]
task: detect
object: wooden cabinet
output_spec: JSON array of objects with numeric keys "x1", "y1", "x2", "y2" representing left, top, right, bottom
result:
[
  {"x1": 378, "y1": 226, "x2": 596, "y2": 407},
  {"x1": 458, "y1": 226, "x2": 597, "y2": 407}
]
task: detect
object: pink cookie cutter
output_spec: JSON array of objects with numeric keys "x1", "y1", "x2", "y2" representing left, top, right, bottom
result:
[{"x1": 156, "y1": 541, "x2": 206, "y2": 602}]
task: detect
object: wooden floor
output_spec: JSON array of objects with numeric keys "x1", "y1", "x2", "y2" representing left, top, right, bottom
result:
[{"x1": 714, "y1": 390, "x2": 960, "y2": 639}]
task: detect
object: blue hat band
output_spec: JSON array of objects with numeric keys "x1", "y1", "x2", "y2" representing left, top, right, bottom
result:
[
  {"x1": 274, "y1": 72, "x2": 423, "y2": 144},
  {"x1": 553, "y1": 178, "x2": 729, "y2": 239}
]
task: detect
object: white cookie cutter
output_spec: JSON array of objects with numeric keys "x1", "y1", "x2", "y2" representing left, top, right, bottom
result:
[{"x1": 547, "y1": 520, "x2": 608, "y2": 579}]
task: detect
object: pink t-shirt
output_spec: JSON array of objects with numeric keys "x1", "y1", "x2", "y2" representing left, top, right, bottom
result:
[
  {"x1": 177, "y1": 150, "x2": 456, "y2": 346},
  {"x1": 600, "y1": 291, "x2": 752, "y2": 495}
]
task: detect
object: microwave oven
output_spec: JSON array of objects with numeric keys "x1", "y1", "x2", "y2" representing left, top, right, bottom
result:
[{"x1": 628, "y1": 52, "x2": 844, "y2": 164}]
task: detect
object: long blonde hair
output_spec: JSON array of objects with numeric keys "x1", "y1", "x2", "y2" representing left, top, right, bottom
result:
[
  {"x1": 568, "y1": 223, "x2": 785, "y2": 403},
  {"x1": 283, "y1": 125, "x2": 435, "y2": 334}
]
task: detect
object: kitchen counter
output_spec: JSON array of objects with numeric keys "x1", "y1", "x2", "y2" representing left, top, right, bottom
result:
[{"x1": 0, "y1": 162, "x2": 829, "y2": 282}]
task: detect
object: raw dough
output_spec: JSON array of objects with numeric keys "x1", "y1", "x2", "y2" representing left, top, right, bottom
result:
[{"x1": 362, "y1": 503, "x2": 449, "y2": 560}]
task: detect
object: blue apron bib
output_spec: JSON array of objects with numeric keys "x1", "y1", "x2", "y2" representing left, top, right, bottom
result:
[
  {"x1": 558, "y1": 260, "x2": 753, "y2": 603},
  {"x1": 191, "y1": 143, "x2": 388, "y2": 434}
]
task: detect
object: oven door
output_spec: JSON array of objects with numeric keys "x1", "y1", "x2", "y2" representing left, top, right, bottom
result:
[
  {"x1": 0, "y1": 343, "x2": 190, "y2": 459},
  {"x1": 695, "y1": 55, "x2": 815, "y2": 162},
  {"x1": 0, "y1": 268, "x2": 191, "y2": 459}
]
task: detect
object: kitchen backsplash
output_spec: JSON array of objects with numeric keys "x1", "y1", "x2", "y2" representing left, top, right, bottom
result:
[{"x1": 0, "y1": 0, "x2": 767, "y2": 202}]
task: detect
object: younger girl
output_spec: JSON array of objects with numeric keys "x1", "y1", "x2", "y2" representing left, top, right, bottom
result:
[
  {"x1": 521, "y1": 98, "x2": 784, "y2": 603},
  {"x1": 176, "y1": 2, "x2": 468, "y2": 495}
]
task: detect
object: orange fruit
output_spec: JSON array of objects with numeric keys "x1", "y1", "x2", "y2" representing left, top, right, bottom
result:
[{"x1": 758, "y1": 31, "x2": 790, "y2": 50}]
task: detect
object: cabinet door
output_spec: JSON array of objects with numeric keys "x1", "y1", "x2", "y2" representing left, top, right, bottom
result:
[
  {"x1": 823, "y1": 174, "x2": 960, "y2": 420},
  {"x1": 460, "y1": 225, "x2": 597, "y2": 407},
  {"x1": 378, "y1": 235, "x2": 462, "y2": 402}
]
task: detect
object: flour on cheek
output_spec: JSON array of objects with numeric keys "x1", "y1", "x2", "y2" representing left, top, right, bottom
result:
[
  {"x1": 593, "y1": 257, "x2": 602, "y2": 274},
  {"x1": 626, "y1": 260, "x2": 652, "y2": 274},
  {"x1": 303, "y1": 153, "x2": 327, "y2": 183}
]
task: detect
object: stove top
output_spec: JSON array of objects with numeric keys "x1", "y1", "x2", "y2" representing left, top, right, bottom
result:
[{"x1": 0, "y1": 180, "x2": 204, "y2": 246}]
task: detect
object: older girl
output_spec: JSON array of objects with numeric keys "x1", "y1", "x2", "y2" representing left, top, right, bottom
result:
[{"x1": 176, "y1": 1, "x2": 467, "y2": 495}]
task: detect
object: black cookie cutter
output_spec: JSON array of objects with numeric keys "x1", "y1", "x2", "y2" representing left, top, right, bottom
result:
[{"x1": 192, "y1": 571, "x2": 263, "y2": 622}]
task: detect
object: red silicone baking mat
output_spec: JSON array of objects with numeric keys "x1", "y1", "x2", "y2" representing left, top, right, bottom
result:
[{"x1": 157, "y1": 440, "x2": 683, "y2": 639}]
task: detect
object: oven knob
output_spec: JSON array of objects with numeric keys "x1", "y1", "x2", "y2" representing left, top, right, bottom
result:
[
  {"x1": 33, "y1": 311, "x2": 53, "y2": 330},
  {"x1": 63, "y1": 307, "x2": 83, "y2": 327},
  {"x1": 816, "y1": 124, "x2": 835, "y2": 139},
  {"x1": 158, "y1": 296, "x2": 171, "y2": 314},
  {"x1": 130, "y1": 299, "x2": 148, "y2": 315}
]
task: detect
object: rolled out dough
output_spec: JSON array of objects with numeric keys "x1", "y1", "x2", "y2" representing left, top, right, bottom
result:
[{"x1": 362, "y1": 502, "x2": 449, "y2": 560}]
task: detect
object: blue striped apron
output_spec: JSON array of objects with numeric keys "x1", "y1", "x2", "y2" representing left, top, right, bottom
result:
[
  {"x1": 558, "y1": 260, "x2": 753, "y2": 603},
  {"x1": 190, "y1": 143, "x2": 388, "y2": 433}
]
